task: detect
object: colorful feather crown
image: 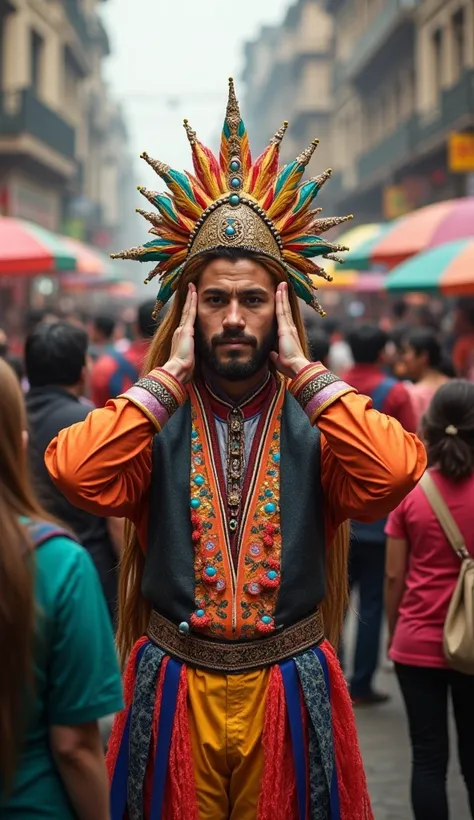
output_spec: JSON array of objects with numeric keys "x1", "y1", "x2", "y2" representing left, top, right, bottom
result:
[{"x1": 112, "y1": 78, "x2": 353, "y2": 316}]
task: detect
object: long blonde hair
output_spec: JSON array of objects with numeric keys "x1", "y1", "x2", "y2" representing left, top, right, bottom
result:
[{"x1": 116, "y1": 252, "x2": 349, "y2": 664}]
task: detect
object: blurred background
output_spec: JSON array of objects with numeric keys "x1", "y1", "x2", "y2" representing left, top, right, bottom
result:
[{"x1": 0, "y1": 0, "x2": 473, "y2": 346}]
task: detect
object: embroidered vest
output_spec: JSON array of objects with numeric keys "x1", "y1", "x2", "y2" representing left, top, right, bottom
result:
[{"x1": 142, "y1": 382, "x2": 326, "y2": 640}]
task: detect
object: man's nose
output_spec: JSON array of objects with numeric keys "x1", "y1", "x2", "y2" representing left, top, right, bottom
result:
[{"x1": 223, "y1": 299, "x2": 245, "y2": 329}]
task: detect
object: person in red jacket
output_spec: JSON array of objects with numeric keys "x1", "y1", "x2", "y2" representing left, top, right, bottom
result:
[{"x1": 341, "y1": 324, "x2": 418, "y2": 706}]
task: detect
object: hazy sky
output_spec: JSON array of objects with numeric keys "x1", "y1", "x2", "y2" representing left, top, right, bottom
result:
[{"x1": 101, "y1": 0, "x2": 290, "y2": 185}]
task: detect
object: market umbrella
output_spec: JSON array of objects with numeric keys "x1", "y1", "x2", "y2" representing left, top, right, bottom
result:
[
  {"x1": 0, "y1": 217, "x2": 77, "y2": 275},
  {"x1": 345, "y1": 198, "x2": 474, "y2": 271},
  {"x1": 333, "y1": 223, "x2": 392, "y2": 271},
  {"x1": 60, "y1": 236, "x2": 116, "y2": 278},
  {"x1": 311, "y1": 271, "x2": 386, "y2": 292},
  {"x1": 385, "y1": 239, "x2": 474, "y2": 296}
]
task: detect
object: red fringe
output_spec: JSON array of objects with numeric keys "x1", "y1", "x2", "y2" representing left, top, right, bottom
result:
[
  {"x1": 163, "y1": 666, "x2": 199, "y2": 820},
  {"x1": 106, "y1": 636, "x2": 149, "y2": 782},
  {"x1": 320, "y1": 641, "x2": 374, "y2": 820},
  {"x1": 258, "y1": 666, "x2": 297, "y2": 820}
]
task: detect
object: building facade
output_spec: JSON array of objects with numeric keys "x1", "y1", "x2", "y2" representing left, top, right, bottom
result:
[
  {"x1": 242, "y1": 0, "x2": 335, "y2": 207},
  {"x1": 328, "y1": 0, "x2": 474, "y2": 221},
  {"x1": 0, "y1": 0, "x2": 134, "y2": 248}
]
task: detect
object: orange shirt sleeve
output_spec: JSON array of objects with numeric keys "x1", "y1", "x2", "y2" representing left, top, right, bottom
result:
[
  {"x1": 44, "y1": 397, "x2": 154, "y2": 524},
  {"x1": 318, "y1": 391, "x2": 427, "y2": 536}
]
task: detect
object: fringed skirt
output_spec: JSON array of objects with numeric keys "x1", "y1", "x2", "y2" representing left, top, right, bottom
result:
[{"x1": 107, "y1": 638, "x2": 373, "y2": 820}]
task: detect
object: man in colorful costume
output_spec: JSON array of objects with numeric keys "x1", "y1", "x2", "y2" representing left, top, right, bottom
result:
[{"x1": 45, "y1": 80, "x2": 426, "y2": 820}]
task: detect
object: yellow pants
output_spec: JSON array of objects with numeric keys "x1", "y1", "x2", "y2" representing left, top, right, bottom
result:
[{"x1": 187, "y1": 666, "x2": 275, "y2": 820}]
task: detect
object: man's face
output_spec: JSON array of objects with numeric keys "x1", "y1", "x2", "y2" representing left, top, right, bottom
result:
[{"x1": 195, "y1": 257, "x2": 278, "y2": 381}]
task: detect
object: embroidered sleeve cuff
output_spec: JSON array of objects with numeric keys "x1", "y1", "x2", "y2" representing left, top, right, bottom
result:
[
  {"x1": 289, "y1": 363, "x2": 354, "y2": 422},
  {"x1": 120, "y1": 368, "x2": 187, "y2": 431}
]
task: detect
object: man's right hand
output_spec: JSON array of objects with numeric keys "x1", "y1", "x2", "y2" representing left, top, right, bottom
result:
[{"x1": 162, "y1": 284, "x2": 197, "y2": 383}]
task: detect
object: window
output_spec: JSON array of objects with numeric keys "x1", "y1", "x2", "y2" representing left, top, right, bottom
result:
[
  {"x1": 31, "y1": 30, "x2": 44, "y2": 94},
  {"x1": 453, "y1": 7, "x2": 465, "y2": 81}
]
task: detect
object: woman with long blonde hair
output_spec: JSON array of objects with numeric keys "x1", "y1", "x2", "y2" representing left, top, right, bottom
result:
[{"x1": 0, "y1": 358, "x2": 123, "y2": 819}]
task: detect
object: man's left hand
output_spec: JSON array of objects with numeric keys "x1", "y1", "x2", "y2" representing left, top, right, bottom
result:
[{"x1": 270, "y1": 282, "x2": 310, "y2": 378}]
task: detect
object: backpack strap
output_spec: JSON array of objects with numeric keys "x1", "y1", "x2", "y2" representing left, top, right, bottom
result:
[
  {"x1": 370, "y1": 377, "x2": 397, "y2": 412},
  {"x1": 107, "y1": 348, "x2": 140, "y2": 398},
  {"x1": 419, "y1": 472, "x2": 469, "y2": 560},
  {"x1": 26, "y1": 521, "x2": 78, "y2": 550}
]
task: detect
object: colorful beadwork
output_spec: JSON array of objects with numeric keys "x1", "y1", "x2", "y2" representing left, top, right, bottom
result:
[
  {"x1": 188, "y1": 380, "x2": 284, "y2": 639},
  {"x1": 189, "y1": 396, "x2": 231, "y2": 636}
]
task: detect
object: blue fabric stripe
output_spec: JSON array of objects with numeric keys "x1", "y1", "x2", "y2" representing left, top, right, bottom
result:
[
  {"x1": 281, "y1": 660, "x2": 307, "y2": 820},
  {"x1": 110, "y1": 642, "x2": 149, "y2": 820},
  {"x1": 313, "y1": 648, "x2": 341, "y2": 820},
  {"x1": 150, "y1": 658, "x2": 182, "y2": 819},
  {"x1": 128, "y1": 643, "x2": 165, "y2": 820}
]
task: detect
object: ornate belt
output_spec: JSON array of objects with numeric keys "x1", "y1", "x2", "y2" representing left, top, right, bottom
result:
[{"x1": 146, "y1": 610, "x2": 325, "y2": 674}]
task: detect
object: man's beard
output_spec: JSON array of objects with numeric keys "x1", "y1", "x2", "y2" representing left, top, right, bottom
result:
[{"x1": 195, "y1": 318, "x2": 278, "y2": 382}]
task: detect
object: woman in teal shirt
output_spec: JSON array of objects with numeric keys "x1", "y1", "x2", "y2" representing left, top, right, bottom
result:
[{"x1": 0, "y1": 358, "x2": 124, "y2": 819}]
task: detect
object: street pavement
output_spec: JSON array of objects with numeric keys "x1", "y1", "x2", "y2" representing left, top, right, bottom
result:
[{"x1": 351, "y1": 652, "x2": 470, "y2": 819}]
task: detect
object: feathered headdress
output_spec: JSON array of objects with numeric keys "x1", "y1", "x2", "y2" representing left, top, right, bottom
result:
[{"x1": 112, "y1": 78, "x2": 353, "y2": 316}]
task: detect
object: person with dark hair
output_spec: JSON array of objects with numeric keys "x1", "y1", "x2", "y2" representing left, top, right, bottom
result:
[
  {"x1": 306, "y1": 325, "x2": 330, "y2": 367},
  {"x1": 89, "y1": 304, "x2": 160, "y2": 408},
  {"x1": 342, "y1": 324, "x2": 417, "y2": 706},
  {"x1": 452, "y1": 300, "x2": 474, "y2": 378},
  {"x1": 25, "y1": 323, "x2": 121, "y2": 622},
  {"x1": 122, "y1": 299, "x2": 159, "y2": 376},
  {"x1": 401, "y1": 328, "x2": 450, "y2": 427},
  {"x1": 385, "y1": 380, "x2": 474, "y2": 820},
  {"x1": 0, "y1": 358, "x2": 123, "y2": 820},
  {"x1": 89, "y1": 310, "x2": 140, "y2": 407},
  {"x1": 89, "y1": 314, "x2": 116, "y2": 352}
]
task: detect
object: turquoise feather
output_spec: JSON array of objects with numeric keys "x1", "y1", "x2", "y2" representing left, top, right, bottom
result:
[
  {"x1": 156, "y1": 264, "x2": 183, "y2": 307},
  {"x1": 155, "y1": 194, "x2": 179, "y2": 224},
  {"x1": 168, "y1": 169, "x2": 197, "y2": 204},
  {"x1": 285, "y1": 264, "x2": 315, "y2": 306},
  {"x1": 275, "y1": 161, "x2": 298, "y2": 196},
  {"x1": 288, "y1": 235, "x2": 336, "y2": 258},
  {"x1": 291, "y1": 180, "x2": 320, "y2": 215}
]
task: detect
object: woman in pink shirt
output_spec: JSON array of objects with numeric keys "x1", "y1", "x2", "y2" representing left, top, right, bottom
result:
[
  {"x1": 385, "y1": 380, "x2": 474, "y2": 820},
  {"x1": 400, "y1": 327, "x2": 450, "y2": 430}
]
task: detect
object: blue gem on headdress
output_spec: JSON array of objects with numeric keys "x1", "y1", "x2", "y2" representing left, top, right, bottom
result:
[
  {"x1": 229, "y1": 194, "x2": 240, "y2": 206},
  {"x1": 230, "y1": 160, "x2": 241, "y2": 171},
  {"x1": 196, "y1": 609, "x2": 205, "y2": 618},
  {"x1": 205, "y1": 567, "x2": 217, "y2": 578},
  {"x1": 272, "y1": 452, "x2": 280, "y2": 463},
  {"x1": 178, "y1": 621, "x2": 190, "y2": 635},
  {"x1": 231, "y1": 177, "x2": 241, "y2": 189},
  {"x1": 193, "y1": 474, "x2": 205, "y2": 486},
  {"x1": 225, "y1": 225, "x2": 236, "y2": 236},
  {"x1": 190, "y1": 498, "x2": 201, "y2": 509},
  {"x1": 264, "y1": 502, "x2": 276, "y2": 514},
  {"x1": 261, "y1": 615, "x2": 272, "y2": 625},
  {"x1": 267, "y1": 570, "x2": 278, "y2": 580}
]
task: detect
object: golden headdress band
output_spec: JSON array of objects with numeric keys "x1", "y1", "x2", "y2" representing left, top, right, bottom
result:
[{"x1": 112, "y1": 78, "x2": 353, "y2": 316}]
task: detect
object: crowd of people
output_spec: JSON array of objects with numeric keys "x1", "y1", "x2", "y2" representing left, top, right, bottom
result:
[
  {"x1": 4, "y1": 68, "x2": 474, "y2": 820},
  {"x1": 1, "y1": 290, "x2": 474, "y2": 818}
]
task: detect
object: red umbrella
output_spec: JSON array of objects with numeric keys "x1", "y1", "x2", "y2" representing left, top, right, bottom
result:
[{"x1": 0, "y1": 217, "x2": 77, "y2": 275}]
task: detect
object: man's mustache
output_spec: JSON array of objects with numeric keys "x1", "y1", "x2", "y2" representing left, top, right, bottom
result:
[{"x1": 212, "y1": 331, "x2": 258, "y2": 348}]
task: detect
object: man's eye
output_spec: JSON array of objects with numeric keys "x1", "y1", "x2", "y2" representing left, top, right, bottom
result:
[
  {"x1": 245, "y1": 297, "x2": 262, "y2": 305},
  {"x1": 207, "y1": 296, "x2": 225, "y2": 305}
]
